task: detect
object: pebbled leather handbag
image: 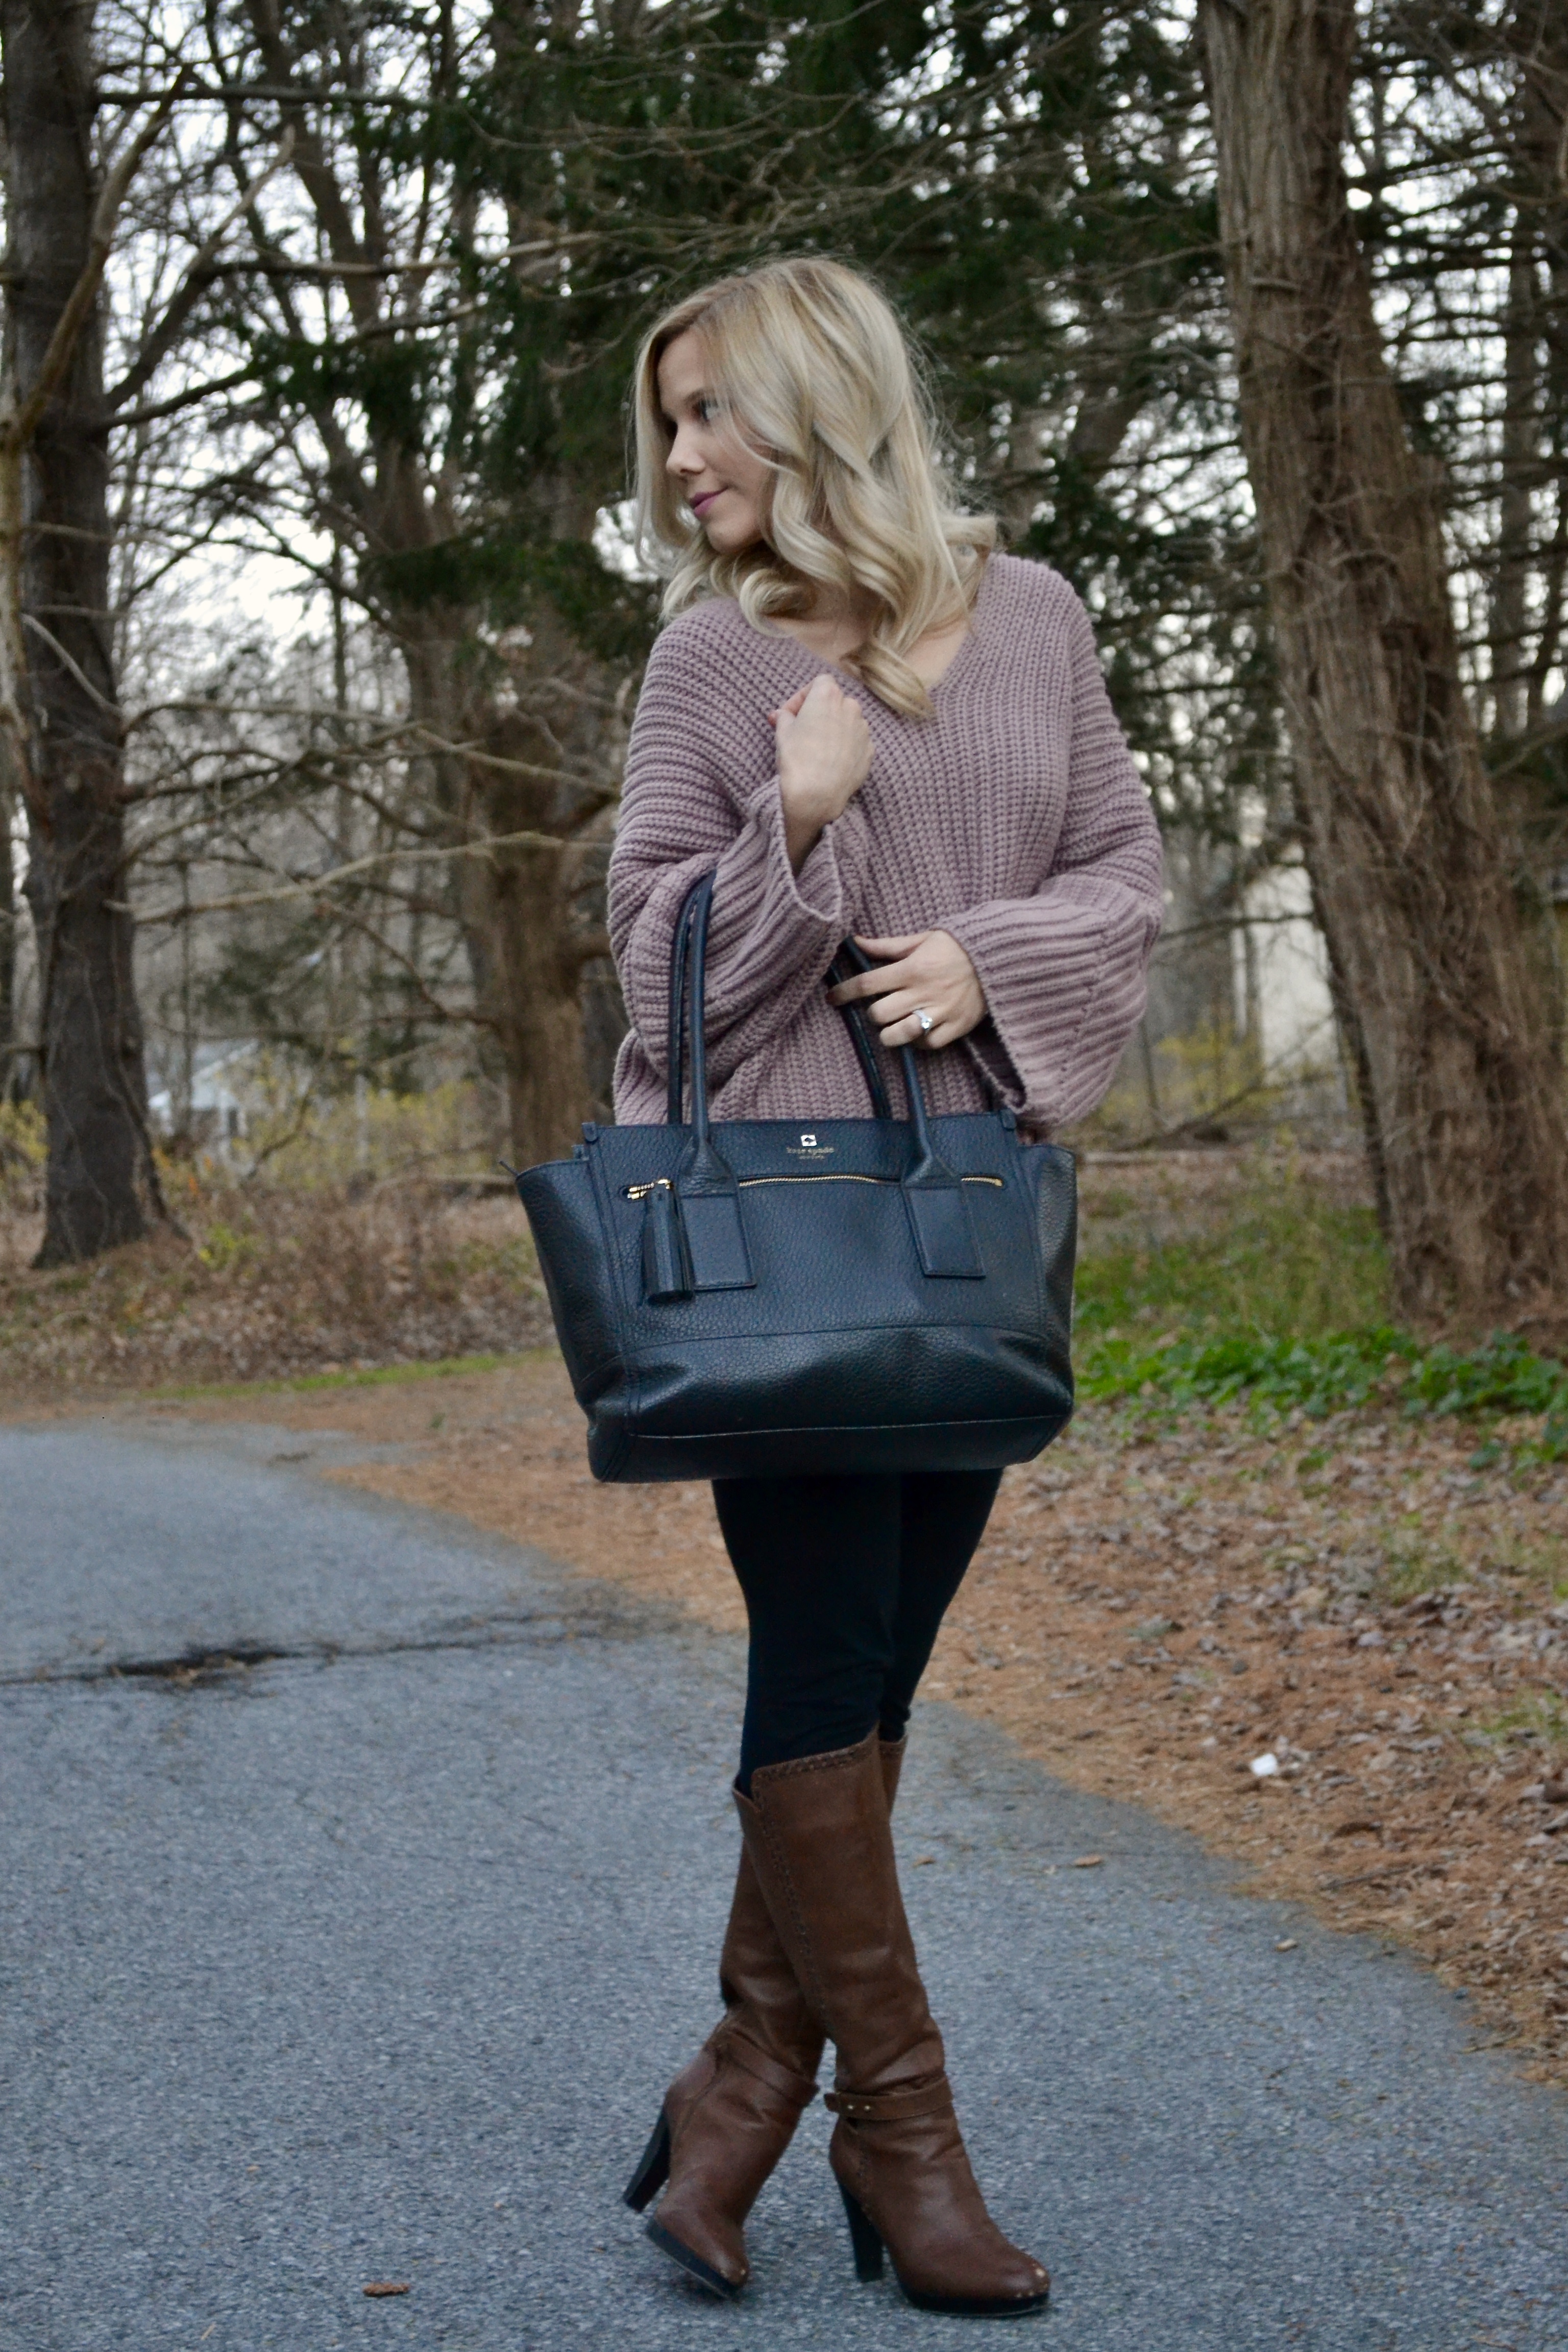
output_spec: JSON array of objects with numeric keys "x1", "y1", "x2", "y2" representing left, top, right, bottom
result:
[{"x1": 511, "y1": 870, "x2": 1076, "y2": 1482}]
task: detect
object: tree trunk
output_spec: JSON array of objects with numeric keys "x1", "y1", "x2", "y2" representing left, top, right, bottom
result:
[
  {"x1": 0, "y1": 774, "x2": 16, "y2": 1098},
  {"x1": 483, "y1": 839, "x2": 590, "y2": 1165},
  {"x1": 1200, "y1": 0, "x2": 1568, "y2": 1327},
  {"x1": 1492, "y1": 244, "x2": 1538, "y2": 743},
  {"x1": 225, "y1": 3, "x2": 627, "y2": 1169},
  {"x1": 396, "y1": 612, "x2": 599, "y2": 1165},
  {"x1": 1, "y1": 0, "x2": 161, "y2": 1262},
  {"x1": 1506, "y1": 0, "x2": 1568, "y2": 734}
]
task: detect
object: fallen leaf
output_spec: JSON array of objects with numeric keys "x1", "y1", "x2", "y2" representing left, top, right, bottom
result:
[
  {"x1": 1331, "y1": 1819, "x2": 1383, "y2": 1838},
  {"x1": 1276, "y1": 1939, "x2": 1298, "y2": 1951},
  {"x1": 1072, "y1": 1854, "x2": 1104, "y2": 1869},
  {"x1": 912, "y1": 1854, "x2": 936, "y2": 1866},
  {"x1": 363, "y1": 2283, "x2": 410, "y2": 2298}
]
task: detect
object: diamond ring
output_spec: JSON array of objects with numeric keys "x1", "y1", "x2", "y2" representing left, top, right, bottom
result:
[{"x1": 914, "y1": 1007, "x2": 936, "y2": 1036}]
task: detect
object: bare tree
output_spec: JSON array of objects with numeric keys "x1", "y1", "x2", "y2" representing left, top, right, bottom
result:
[
  {"x1": 137, "y1": 0, "x2": 636, "y2": 1165},
  {"x1": 0, "y1": 773, "x2": 16, "y2": 1093},
  {"x1": 0, "y1": 1, "x2": 182, "y2": 1258},
  {"x1": 1200, "y1": 0, "x2": 1568, "y2": 1326}
]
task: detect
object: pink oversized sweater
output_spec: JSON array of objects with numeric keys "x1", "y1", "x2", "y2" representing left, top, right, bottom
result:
[{"x1": 608, "y1": 553, "x2": 1163, "y2": 1139}]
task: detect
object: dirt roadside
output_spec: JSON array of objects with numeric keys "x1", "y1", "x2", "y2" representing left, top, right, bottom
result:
[{"x1": 41, "y1": 1349, "x2": 1565, "y2": 2082}]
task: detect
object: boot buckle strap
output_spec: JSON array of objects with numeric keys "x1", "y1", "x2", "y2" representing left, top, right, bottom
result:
[{"x1": 825, "y1": 2080, "x2": 951, "y2": 2124}]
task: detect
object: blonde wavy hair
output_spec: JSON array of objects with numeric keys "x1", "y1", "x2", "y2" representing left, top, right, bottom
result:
[{"x1": 632, "y1": 257, "x2": 995, "y2": 719}]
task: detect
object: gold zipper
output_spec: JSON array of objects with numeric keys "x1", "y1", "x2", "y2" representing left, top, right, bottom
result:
[
  {"x1": 741, "y1": 1173, "x2": 893, "y2": 1190},
  {"x1": 624, "y1": 1172, "x2": 1004, "y2": 1199}
]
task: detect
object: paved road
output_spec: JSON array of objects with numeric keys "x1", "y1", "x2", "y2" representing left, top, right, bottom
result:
[{"x1": 3, "y1": 1418, "x2": 1566, "y2": 2351}]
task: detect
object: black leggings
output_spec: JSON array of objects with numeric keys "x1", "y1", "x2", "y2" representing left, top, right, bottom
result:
[{"x1": 713, "y1": 1470, "x2": 1002, "y2": 1794}]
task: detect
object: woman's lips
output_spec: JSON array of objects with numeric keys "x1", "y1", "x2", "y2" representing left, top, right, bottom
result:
[{"x1": 690, "y1": 489, "x2": 723, "y2": 516}]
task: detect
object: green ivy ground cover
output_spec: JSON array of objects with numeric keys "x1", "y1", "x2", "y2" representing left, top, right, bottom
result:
[{"x1": 1073, "y1": 1173, "x2": 1568, "y2": 1452}]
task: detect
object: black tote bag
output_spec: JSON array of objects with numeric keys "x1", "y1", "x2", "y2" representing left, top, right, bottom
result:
[{"x1": 512, "y1": 871, "x2": 1076, "y2": 1482}]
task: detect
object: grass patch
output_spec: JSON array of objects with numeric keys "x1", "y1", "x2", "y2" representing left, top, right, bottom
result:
[
  {"x1": 1077, "y1": 1178, "x2": 1385, "y2": 1351},
  {"x1": 1471, "y1": 1529, "x2": 1568, "y2": 1594},
  {"x1": 1468, "y1": 1691, "x2": 1568, "y2": 1767},
  {"x1": 1379, "y1": 1538, "x2": 1469, "y2": 1603},
  {"x1": 1074, "y1": 1160, "x2": 1568, "y2": 1440},
  {"x1": 1079, "y1": 1324, "x2": 1568, "y2": 1444},
  {"x1": 153, "y1": 1350, "x2": 548, "y2": 1402}
]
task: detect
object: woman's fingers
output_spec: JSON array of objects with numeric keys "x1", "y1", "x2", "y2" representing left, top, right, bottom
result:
[
  {"x1": 827, "y1": 940, "x2": 927, "y2": 1004},
  {"x1": 869, "y1": 990, "x2": 957, "y2": 1050},
  {"x1": 777, "y1": 675, "x2": 846, "y2": 728},
  {"x1": 861, "y1": 984, "x2": 957, "y2": 1049},
  {"x1": 826, "y1": 963, "x2": 943, "y2": 1038},
  {"x1": 776, "y1": 678, "x2": 871, "y2": 787},
  {"x1": 852, "y1": 933, "x2": 924, "y2": 958},
  {"x1": 825, "y1": 926, "x2": 985, "y2": 1046},
  {"x1": 771, "y1": 676, "x2": 841, "y2": 728},
  {"x1": 826, "y1": 953, "x2": 920, "y2": 1006},
  {"x1": 881, "y1": 1010, "x2": 954, "y2": 1050},
  {"x1": 863, "y1": 986, "x2": 923, "y2": 1031}
]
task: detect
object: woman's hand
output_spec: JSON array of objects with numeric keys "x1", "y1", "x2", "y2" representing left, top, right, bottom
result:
[
  {"x1": 827, "y1": 929, "x2": 986, "y2": 1051},
  {"x1": 769, "y1": 675, "x2": 873, "y2": 873}
]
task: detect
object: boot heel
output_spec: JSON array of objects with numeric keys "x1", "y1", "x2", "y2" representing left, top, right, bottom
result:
[
  {"x1": 839, "y1": 2181, "x2": 885, "y2": 2283},
  {"x1": 622, "y1": 2109, "x2": 671, "y2": 2212}
]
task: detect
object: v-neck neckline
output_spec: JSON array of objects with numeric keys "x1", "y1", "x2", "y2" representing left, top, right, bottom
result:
[{"x1": 755, "y1": 558, "x2": 993, "y2": 713}]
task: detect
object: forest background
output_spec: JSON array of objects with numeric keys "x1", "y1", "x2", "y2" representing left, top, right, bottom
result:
[{"x1": 1, "y1": 0, "x2": 1567, "y2": 1371}]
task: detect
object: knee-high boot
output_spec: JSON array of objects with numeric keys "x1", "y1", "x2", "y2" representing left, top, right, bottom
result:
[
  {"x1": 739, "y1": 1728, "x2": 1049, "y2": 2317},
  {"x1": 624, "y1": 1735, "x2": 905, "y2": 2297}
]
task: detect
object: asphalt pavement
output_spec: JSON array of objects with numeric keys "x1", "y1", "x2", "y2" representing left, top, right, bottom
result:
[{"x1": 2, "y1": 1415, "x2": 1565, "y2": 2351}]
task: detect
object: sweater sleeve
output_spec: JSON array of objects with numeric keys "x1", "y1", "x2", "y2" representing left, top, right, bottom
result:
[
  {"x1": 607, "y1": 625, "x2": 871, "y2": 1091},
  {"x1": 941, "y1": 591, "x2": 1163, "y2": 1132}
]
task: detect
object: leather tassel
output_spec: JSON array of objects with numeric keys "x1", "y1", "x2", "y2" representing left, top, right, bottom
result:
[{"x1": 642, "y1": 1180, "x2": 694, "y2": 1302}]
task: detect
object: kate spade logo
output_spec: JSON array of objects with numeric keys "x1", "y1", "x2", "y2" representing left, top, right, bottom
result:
[
  {"x1": 786, "y1": 1132, "x2": 835, "y2": 1161},
  {"x1": 801, "y1": 1133, "x2": 816, "y2": 1147}
]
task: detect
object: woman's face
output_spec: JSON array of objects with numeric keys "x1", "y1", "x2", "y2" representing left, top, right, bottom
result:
[{"x1": 657, "y1": 330, "x2": 770, "y2": 557}]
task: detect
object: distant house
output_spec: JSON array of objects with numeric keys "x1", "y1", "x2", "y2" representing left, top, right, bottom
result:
[{"x1": 146, "y1": 1043, "x2": 254, "y2": 1148}]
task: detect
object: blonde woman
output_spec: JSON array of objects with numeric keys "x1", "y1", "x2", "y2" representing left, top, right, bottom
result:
[{"x1": 609, "y1": 258, "x2": 1162, "y2": 2316}]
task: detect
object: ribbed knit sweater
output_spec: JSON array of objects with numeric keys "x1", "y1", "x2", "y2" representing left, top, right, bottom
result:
[{"x1": 608, "y1": 552, "x2": 1163, "y2": 1139}]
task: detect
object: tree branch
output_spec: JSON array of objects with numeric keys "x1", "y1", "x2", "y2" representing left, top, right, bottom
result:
[
  {"x1": 107, "y1": 131, "x2": 296, "y2": 414},
  {"x1": 121, "y1": 822, "x2": 582, "y2": 925},
  {"x1": 1, "y1": 71, "x2": 190, "y2": 456}
]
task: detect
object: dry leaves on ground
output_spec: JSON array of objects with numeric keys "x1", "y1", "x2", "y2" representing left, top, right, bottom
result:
[
  {"x1": 0, "y1": 1189, "x2": 551, "y2": 1387},
  {"x1": 937, "y1": 1402, "x2": 1568, "y2": 2072}
]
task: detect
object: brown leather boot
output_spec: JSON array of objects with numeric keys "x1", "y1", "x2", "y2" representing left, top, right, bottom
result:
[
  {"x1": 625, "y1": 1736, "x2": 906, "y2": 2297},
  {"x1": 740, "y1": 1729, "x2": 1049, "y2": 2317}
]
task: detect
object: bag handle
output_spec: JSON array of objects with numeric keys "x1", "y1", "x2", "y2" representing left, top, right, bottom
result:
[
  {"x1": 665, "y1": 877, "x2": 906, "y2": 1128},
  {"x1": 665, "y1": 875, "x2": 705, "y2": 1125},
  {"x1": 824, "y1": 939, "x2": 895, "y2": 1121},
  {"x1": 666, "y1": 872, "x2": 981, "y2": 1279}
]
